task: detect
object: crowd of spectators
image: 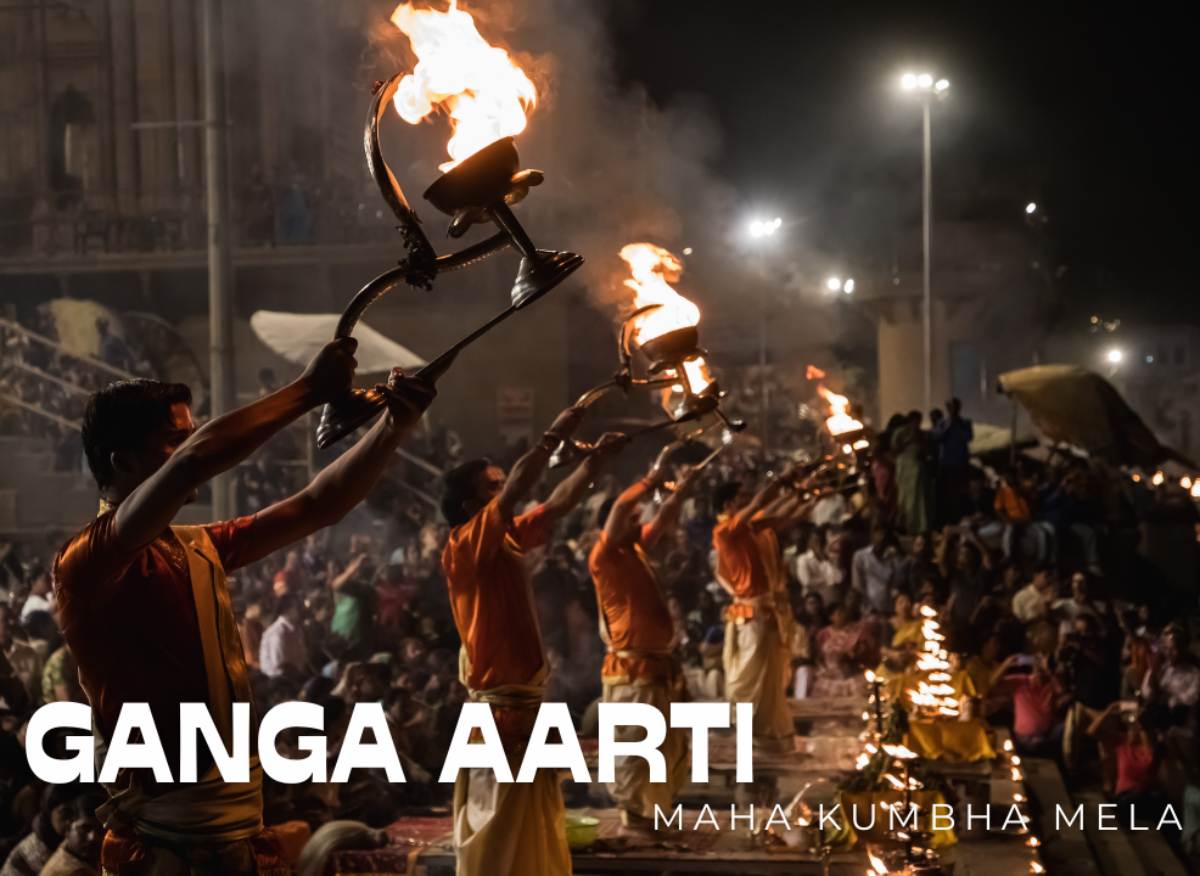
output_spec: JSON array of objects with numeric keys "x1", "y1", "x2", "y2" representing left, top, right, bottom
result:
[
  {"x1": 1, "y1": 393, "x2": 1198, "y2": 872},
  {"x1": 0, "y1": 309, "x2": 155, "y2": 471}
]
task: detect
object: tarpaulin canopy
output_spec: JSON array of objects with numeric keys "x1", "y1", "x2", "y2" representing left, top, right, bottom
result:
[
  {"x1": 250, "y1": 311, "x2": 425, "y2": 374},
  {"x1": 997, "y1": 364, "x2": 1190, "y2": 469}
]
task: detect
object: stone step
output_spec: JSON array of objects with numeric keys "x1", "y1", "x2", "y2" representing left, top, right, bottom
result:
[
  {"x1": 1074, "y1": 790, "x2": 1190, "y2": 876},
  {"x1": 1073, "y1": 791, "x2": 1154, "y2": 876},
  {"x1": 1022, "y1": 757, "x2": 1103, "y2": 876}
]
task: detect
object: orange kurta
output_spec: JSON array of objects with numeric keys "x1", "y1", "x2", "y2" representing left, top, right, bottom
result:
[
  {"x1": 713, "y1": 514, "x2": 776, "y2": 620},
  {"x1": 588, "y1": 529, "x2": 677, "y2": 686},
  {"x1": 442, "y1": 498, "x2": 551, "y2": 742},
  {"x1": 442, "y1": 499, "x2": 571, "y2": 876}
]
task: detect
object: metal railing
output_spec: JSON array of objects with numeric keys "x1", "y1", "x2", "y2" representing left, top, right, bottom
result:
[{"x1": 0, "y1": 183, "x2": 395, "y2": 258}]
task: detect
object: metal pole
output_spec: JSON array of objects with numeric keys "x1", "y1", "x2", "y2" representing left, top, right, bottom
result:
[
  {"x1": 203, "y1": 0, "x2": 235, "y2": 519},
  {"x1": 759, "y1": 286, "x2": 769, "y2": 456},
  {"x1": 921, "y1": 98, "x2": 933, "y2": 417}
]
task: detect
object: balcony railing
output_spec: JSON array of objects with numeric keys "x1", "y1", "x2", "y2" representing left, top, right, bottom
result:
[{"x1": 0, "y1": 184, "x2": 398, "y2": 259}]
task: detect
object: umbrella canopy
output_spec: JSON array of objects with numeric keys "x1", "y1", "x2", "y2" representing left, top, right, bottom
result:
[
  {"x1": 250, "y1": 311, "x2": 426, "y2": 374},
  {"x1": 997, "y1": 364, "x2": 1191, "y2": 469}
]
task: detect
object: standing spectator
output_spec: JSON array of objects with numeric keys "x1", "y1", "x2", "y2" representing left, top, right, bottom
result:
[
  {"x1": 329, "y1": 553, "x2": 374, "y2": 659},
  {"x1": 242, "y1": 164, "x2": 275, "y2": 246},
  {"x1": 934, "y1": 397, "x2": 973, "y2": 524},
  {"x1": 850, "y1": 525, "x2": 901, "y2": 616},
  {"x1": 94, "y1": 318, "x2": 133, "y2": 373},
  {"x1": 893, "y1": 411, "x2": 933, "y2": 533},
  {"x1": 259, "y1": 594, "x2": 307, "y2": 678},
  {"x1": 277, "y1": 165, "x2": 313, "y2": 245}
]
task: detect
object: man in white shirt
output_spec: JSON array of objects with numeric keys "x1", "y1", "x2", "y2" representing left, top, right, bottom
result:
[
  {"x1": 18, "y1": 563, "x2": 53, "y2": 621},
  {"x1": 1145, "y1": 624, "x2": 1200, "y2": 712},
  {"x1": 1011, "y1": 566, "x2": 1059, "y2": 624},
  {"x1": 795, "y1": 528, "x2": 845, "y2": 607},
  {"x1": 851, "y1": 525, "x2": 901, "y2": 615},
  {"x1": 259, "y1": 594, "x2": 307, "y2": 677}
]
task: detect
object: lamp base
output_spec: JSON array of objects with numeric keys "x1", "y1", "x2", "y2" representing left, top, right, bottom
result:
[
  {"x1": 511, "y1": 249, "x2": 583, "y2": 308},
  {"x1": 316, "y1": 387, "x2": 387, "y2": 449}
]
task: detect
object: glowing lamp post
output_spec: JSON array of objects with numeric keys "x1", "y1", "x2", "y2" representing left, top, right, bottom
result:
[
  {"x1": 746, "y1": 215, "x2": 782, "y2": 453},
  {"x1": 898, "y1": 71, "x2": 950, "y2": 416}
]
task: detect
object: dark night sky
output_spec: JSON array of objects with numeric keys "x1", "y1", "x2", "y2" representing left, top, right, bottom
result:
[{"x1": 606, "y1": 1, "x2": 1199, "y2": 322}]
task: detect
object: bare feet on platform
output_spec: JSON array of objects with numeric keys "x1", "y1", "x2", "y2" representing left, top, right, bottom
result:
[{"x1": 618, "y1": 811, "x2": 656, "y2": 842}]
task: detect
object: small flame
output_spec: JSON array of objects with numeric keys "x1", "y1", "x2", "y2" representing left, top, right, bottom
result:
[
  {"x1": 867, "y1": 850, "x2": 889, "y2": 875},
  {"x1": 817, "y1": 385, "x2": 864, "y2": 436},
  {"x1": 390, "y1": 0, "x2": 537, "y2": 172},
  {"x1": 806, "y1": 364, "x2": 828, "y2": 380}
]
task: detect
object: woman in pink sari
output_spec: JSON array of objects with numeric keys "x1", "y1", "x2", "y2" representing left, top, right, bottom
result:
[{"x1": 811, "y1": 602, "x2": 869, "y2": 698}]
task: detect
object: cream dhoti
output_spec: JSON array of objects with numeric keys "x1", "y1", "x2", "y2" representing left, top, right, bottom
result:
[
  {"x1": 453, "y1": 682, "x2": 571, "y2": 876},
  {"x1": 723, "y1": 598, "x2": 794, "y2": 748},
  {"x1": 601, "y1": 652, "x2": 689, "y2": 824}
]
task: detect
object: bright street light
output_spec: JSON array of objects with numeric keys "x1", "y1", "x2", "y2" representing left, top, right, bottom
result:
[
  {"x1": 1025, "y1": 202, "x2": 1038, "y2": 215},
  {"x1": 747, "y1": 216, "x2": 782, "y2": 239},
  {"x1": 1106, "y1": 348, "x2": 1124, "y2": 365},
  {"x1": 900, "y1": 72, "x2": 949, "y2": 96},
  {"x1": 825, "y1": 276, "x2": 856, "y2": 295}
]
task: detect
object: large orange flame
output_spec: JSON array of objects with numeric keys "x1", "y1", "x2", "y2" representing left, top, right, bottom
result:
[
  {"x1": 619, "y1": 242, "x2": 711, "y2": 397},
  {"x1": 817, "y1": 385, "x2": 864, "y2": 436},
  {"x1": 389, "y1": 0, "x2": 537, "y2": 172}
]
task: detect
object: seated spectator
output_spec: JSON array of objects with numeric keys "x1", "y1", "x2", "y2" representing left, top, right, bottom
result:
[
  {"x1": 260, "y1": 594, "x2": 308, "y2": 678},
  {"x1": 897, "y1": 530, "x2": 940, "y2": 597},
  {"x1": 795, "y1": 527, "x2": 845, "y2": 608},
  {"x1": 17, "y1": 565, "x2": 51, "y2": 621},
  {"x1": 941, "y1": 528, "x2": 993, "y2": 637},
  {"x1": 1088, "y1": 702, "x2": 1171, "y2": 827},
  {"x1": 272, "y1": 549, "x2": 307, "y2": 597},
  {"x1": 810, "y1": 602, "x2": 868, "y2": 698},
  {"x1": 1051, "y1": 571, "x2": 1108, "y2": 640},
  {"x1": 1142, "y1": 623, "x2": 1200, "y2": 725},
  {"x1": 887, "y1": 591, "x2": 922, "y2": 649},
  {"x1": 0, "y1": 784, "x2": 78, "y2": 876},
  {"x1": 38, "y1": 791, "x2": 103, "y2": 876},
  {"x1": 1011, "y1": 565, "x2": 1059, "y2": 624},
  {"x1": 993, "y1": 653, "x2": 1069, "y2": 758}
]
